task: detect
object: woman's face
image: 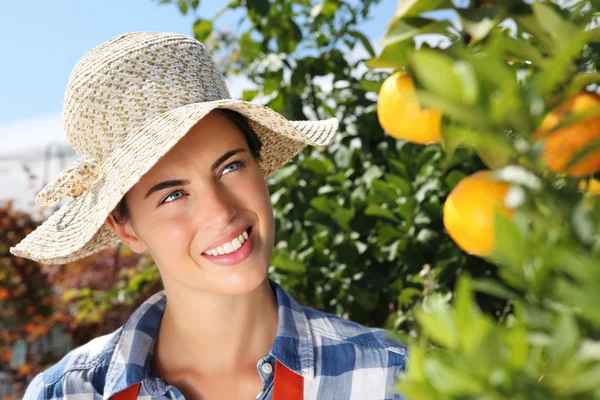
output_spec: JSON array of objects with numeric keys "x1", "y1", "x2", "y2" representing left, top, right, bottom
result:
[{"x1": 106, "y1": 110, "x2": 275, "y2": 295}]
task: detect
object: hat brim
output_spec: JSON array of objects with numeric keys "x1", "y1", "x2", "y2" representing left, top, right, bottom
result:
[{"x1": 10, "y1": 99, "x2": 338, "y2": 264}]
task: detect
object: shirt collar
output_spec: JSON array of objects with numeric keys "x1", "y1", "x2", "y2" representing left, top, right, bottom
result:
[{"x1": 103, "y1": 278, "x2": 315, "y2": 399}]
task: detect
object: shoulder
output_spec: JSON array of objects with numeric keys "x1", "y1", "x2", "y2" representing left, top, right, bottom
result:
[
  {"x1": 301, "y1": 306, "x2": 407, "y2": 399},
  {"x1": 302, "y1": 306, "x2": 407, "y2": 367},
  {"x1": 24, "y1": 327, "x2": 123, "y2": 399}
]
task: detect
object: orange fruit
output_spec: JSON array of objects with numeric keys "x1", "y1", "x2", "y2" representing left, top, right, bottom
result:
[
  {"x1": 532, "y1": 91, "x2": 600, "y2": 177},
  {"x1": 443, "y1": 171, "x2": 514, "y2": 257},
  {"x1": 377, "y1": 72, "x2": 442, "y2": 144}
]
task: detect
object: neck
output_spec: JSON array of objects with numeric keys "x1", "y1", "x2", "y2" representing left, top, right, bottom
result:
[{"x1": 153, "y1": 277, "x2": 279, "y2": 377}]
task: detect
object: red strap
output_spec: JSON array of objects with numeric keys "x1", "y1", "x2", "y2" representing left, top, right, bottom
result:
[
  {"x1": 109, "y1": 361, "x2": 303, "y2": 400},
  {"x1": 110, "y1": 382, "x2": 141, "y2": 400},
  {"x1": 273, "y1": 360, "x2": 303, "y2": 400}
]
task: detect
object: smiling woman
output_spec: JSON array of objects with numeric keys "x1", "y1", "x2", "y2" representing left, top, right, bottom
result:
[{"x1": 11, "y1": 32, "x2": 407, "y2": 400}]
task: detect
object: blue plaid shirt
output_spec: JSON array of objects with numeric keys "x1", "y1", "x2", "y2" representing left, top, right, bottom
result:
[{"x1": 24, "y1": 279, "x2": 407, "y2": 399}]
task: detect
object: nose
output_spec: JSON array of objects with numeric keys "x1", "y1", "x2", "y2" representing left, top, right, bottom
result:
[{"x1": 196, "y1": 182, "x2": 237, "y2": 230}]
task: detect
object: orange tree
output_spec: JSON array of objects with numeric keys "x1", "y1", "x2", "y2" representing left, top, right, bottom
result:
[{"x1": 369, "y1": 0, "x2": 600, "y2": 397}]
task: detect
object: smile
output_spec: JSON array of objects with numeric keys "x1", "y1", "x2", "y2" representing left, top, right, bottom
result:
[
  {"x1": 201, "y1": 227, "x2": 254, "y2": 266},
  {"x1": 203, "y1": 228, "x2": 249, "y2": 256}
]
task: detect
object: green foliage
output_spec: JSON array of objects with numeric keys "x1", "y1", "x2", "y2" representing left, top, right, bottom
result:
[{"x1": 368, "y1": 0, "x2": 600, "y2": 398}]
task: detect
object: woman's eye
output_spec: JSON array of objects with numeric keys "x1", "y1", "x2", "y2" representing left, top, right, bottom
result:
[
  {"x1": 162, "y1": 190, "x2": 184, "y2": 204},
  {"x1": 222, "y1": 160, "x2": 246, "y2": 176}
]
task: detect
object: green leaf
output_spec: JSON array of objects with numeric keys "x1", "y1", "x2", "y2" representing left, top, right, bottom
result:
[
  {"x1": 178, "y1": 0, "x2": 188, "y2": 15},
  {"x1": 454, "y1": 275, "x2": 478, "y2": 328},
  {"x1": 424, "y1": 357, "x2": 486, "y2": 395},
  {"x1": 332, "y1": 207, "x2": 355, "y2": 231},
  {"x1": 349, "y1": 30, "x2": 376, "y2": 58},
  {"x1": 247, "y1": 0, "x2": 269, "y2": 15},
  {"x1": 385, "y1": 174, "x2": 411, "y2": 194},
  {"x1": 272, "y1": 250, "x2": 306, "y2": 273},
  {"x1": 572, "y1": 200, "x2": 596, "y2": 246},
  {"x1": 472, "y1": 278, "x2": 518, "y2": 300},
  {"x1": 535, "y1": 29, "x2": 591, "y2": 96},
  {"x1": 239, "y1": 32, "x2": 262, "y2": 64},
  {"x1": 411, "y1": 50, "x2": 475, "y2": 104},
  {"x1": 394, "y1": 0, "x2": 452, "y2": 19},
  {"x1": 277, "y1": 19, "x2": 303, "y2": 53},
  {"x1": 532, "y1": 1, "x2": 573, "y2": 42},
  {"x1": 384, "y1": 18, "x2": 452, "y2": 48},
  {"x1": 569, "y1": 364, "x2": 600, "y2": 393},
  {"x1": 491, "y1": 212, "x2": 525, "y2": 268},
  {"x1": 190, "y1": 0, "x2": 199, "y2": 9},
  {"x1": 416, "y1": 298, "x2": 458, "y2": 349},
  {"x1": 366, "y1": 39, "x2": 415, "y2": 69},
  {"x1": 358, "y1": 78, "x2": 381, "y2": 93},
  {"x1": 304, "y1": 158, "x2": 331, "y2": 176},
  {"x1": 444, "y1": 170, "x2": 466, "y2": 190},
  {"x1": 398, "y1": 287, "x2": 422, "y2": 307},
  {"x1": 458, "y1": 4, "x2": 501, "y2": 42},
  {"x1": 365, "y1": 204, "x2": 401, "y2": 223},
  {"x1": 311, "y1": 1, "x2": 339, "y2": 20},
  {"x1": 366, "y1": 19, "x2": 451, "y2": 69},
  {"x1": 504, "y1": 326, "x2": 528, "y2": 369},
  {"x1": 242, "y1": 89, "x2": 258, "y2": 101},
  {"x1": 311, "y1": 196, "x2": 335, "y2": 214},
  {"x1": 566, "y1": 73, "x2": 600, "y2": 97},
  {"x1": 372, "y1": 179, "x2": 399, "y2": 202},
  {"x1": 415, "y1": 91, "x2": 490, "y2": 132},
  {"x1": 500, "y1": 34, "x2": 545, "y2": 66},
  {"x1": 550, "y1": 311, "x2": 580, "y2": 363},
  {"x1": 193, "y1": 19, "x2": 213, "y2": 42},
  {"x1": 514, "y1": 14, "x2": 556, "y2": 52}
]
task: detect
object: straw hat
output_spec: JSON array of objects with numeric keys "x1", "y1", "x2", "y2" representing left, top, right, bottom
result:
[{"x1": 10, "y1": 31, "x2": 338, "y2": 265}]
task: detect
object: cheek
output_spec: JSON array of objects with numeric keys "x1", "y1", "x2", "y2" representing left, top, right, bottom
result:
[
  {"x1": 144, "y1": 212, "x2": 196, "y2": 254},
  {"x1": 235, "y1": 173, "x2": 272, "y2": 215}
]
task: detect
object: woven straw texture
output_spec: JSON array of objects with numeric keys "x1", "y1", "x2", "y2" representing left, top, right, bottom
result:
[{"x1": 9, "y1": 32, "x2": 338, "y2": 265}]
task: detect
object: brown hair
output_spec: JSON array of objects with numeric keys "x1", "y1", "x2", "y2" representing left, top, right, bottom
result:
[{"x1": 111, "y1": 109, "x2": 263, "y2": 225}]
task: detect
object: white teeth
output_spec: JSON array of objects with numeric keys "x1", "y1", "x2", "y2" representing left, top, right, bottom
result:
[
  {"x1": 204, "y1": 228, "x2": 250, "y2": 256},
  {"x1": 231, "y1": 238, "x2": 241, "y2": 250}
]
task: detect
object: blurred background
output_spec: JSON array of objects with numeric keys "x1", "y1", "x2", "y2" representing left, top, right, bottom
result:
[{"x1": 4, "y1": 0, "x2": 599, "y2": 399}]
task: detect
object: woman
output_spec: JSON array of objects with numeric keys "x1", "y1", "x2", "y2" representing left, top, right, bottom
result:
[{"x1": 12, "y1": 32, "x2": 406, "y2": 400}]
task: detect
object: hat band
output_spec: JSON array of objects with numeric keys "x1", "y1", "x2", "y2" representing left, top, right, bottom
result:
[{"x1": 36, "y1": 155, "x2": 101, "y2": 208}]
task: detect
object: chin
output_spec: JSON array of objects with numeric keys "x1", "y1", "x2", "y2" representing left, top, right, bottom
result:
[{"x1": 208, "y1": 267, "x2": 269, "y2": 296}]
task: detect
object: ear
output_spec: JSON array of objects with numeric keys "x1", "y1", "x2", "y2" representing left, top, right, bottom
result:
[{"x1": 105, "y1": 215, "x2": 148, "y2": 253}]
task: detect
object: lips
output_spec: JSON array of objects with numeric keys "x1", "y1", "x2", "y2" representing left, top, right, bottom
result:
[
  {"x1": 201, "y1": 226, "x2": 255, "y2": 266},
  {"x1": 202, "y1": 224, "x2": 252, "y2": 254}
]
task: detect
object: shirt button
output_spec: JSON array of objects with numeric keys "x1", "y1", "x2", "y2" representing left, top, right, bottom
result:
[{"x1": 261, "y1": 362, "x2": 273, "y2": 375}]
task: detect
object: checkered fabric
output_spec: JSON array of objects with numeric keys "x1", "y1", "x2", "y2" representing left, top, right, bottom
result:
[{"x1": 23, "y1": 279, "x2": 407, "y2": 399}]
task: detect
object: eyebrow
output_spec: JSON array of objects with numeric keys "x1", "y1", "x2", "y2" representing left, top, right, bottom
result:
[{"x1": 144, "y1": 148, "x2": 246, "y2": 199}]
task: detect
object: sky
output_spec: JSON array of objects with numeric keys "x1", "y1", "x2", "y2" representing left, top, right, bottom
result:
[{"x1": 0, "y1": 0, "x2": 398, "y2": 211}]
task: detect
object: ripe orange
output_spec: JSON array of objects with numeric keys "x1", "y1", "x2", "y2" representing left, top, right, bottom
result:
[
  {"x1": 443, "y1": 171, "x2": 514, "y2": 257},
  {"x1": 377, "y1": 72, "x2": 442, "y2": 144},
  {"x1": 532, "y1": 91, "x2": 600, "y2": 177}
]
